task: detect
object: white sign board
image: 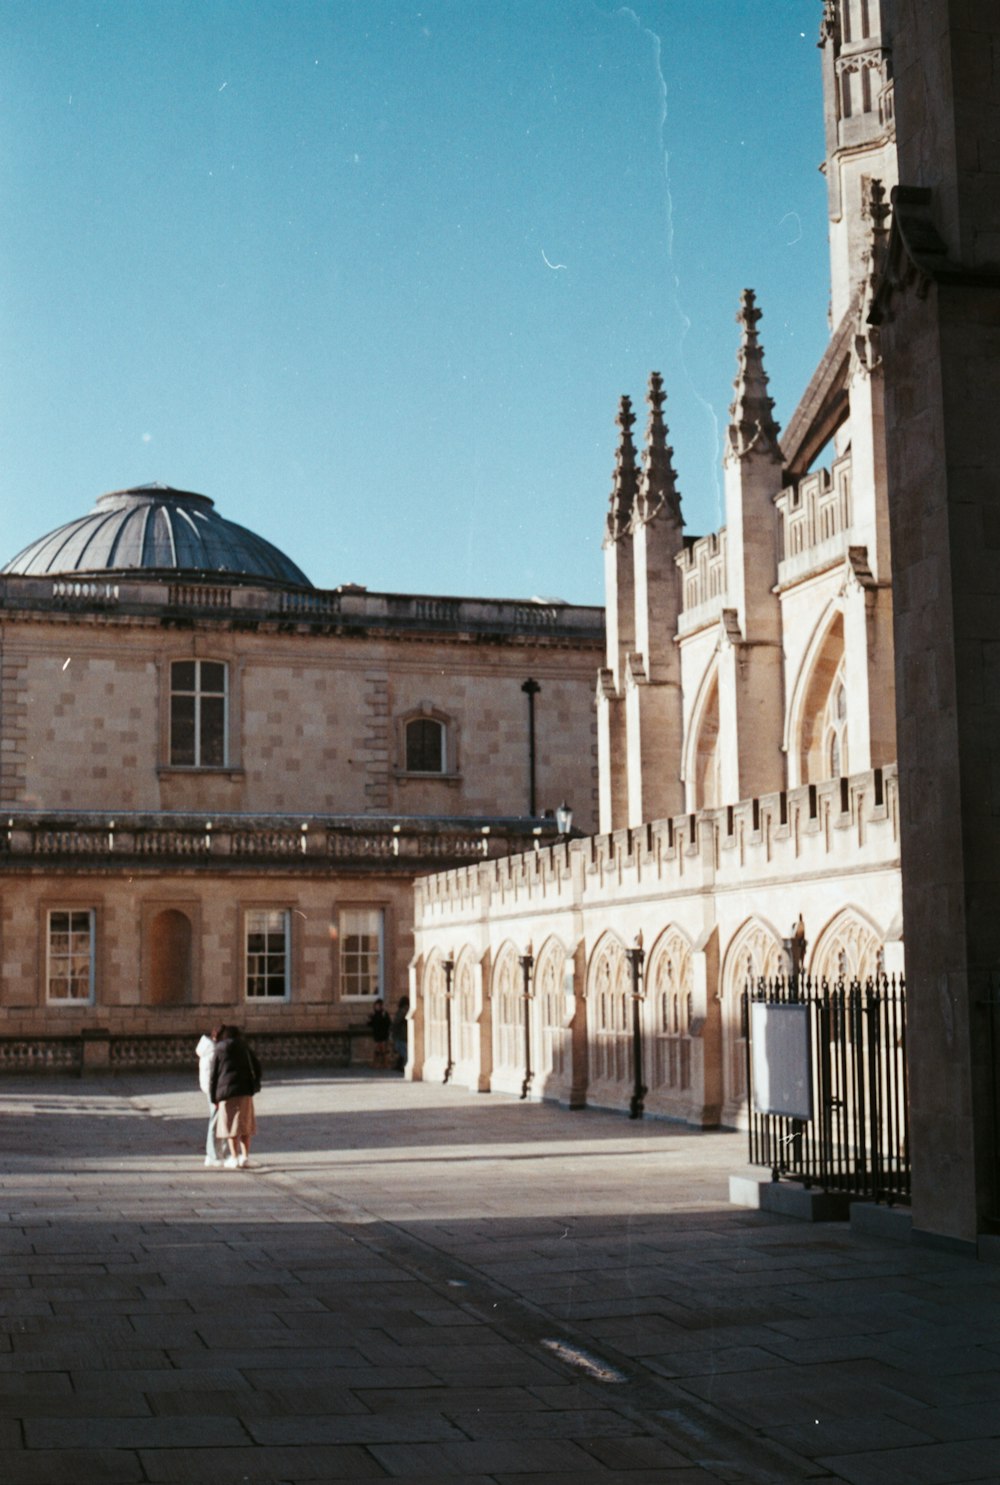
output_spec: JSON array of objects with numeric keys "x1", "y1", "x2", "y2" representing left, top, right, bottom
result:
[{"x1": 750, "y1": 1001, "x2": 813, "y2": 1120}]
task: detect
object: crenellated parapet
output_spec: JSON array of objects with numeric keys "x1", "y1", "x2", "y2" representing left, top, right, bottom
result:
[
  {"x1": 416, "y1": 764, "x2": 899, "y2": 927},
  {"x1": 413, "y1": 763, "x2": 902, "y2": 1123},
  {"x1": 676, "y1": 531, "x2": 728, "y2": 635},
  {"x1": 775, "y1": 453, "x2": 853, "y2": 583}
]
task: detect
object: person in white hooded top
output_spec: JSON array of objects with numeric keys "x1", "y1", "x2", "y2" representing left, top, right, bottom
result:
[{"x1": 196, "y1": 1026, "x2": 225, "y2": 1168}]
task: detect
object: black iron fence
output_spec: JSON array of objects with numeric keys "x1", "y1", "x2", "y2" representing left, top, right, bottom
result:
[{"x1": 744, "y1": 973, "x2": 909, "y2": 1206}]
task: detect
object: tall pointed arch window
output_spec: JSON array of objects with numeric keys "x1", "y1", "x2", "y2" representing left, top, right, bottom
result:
[
  {"x1": 796, "y1": 614, "x2": 846, "y2": 786},
  {"x1": 693, "y1": 678, "x2": 721, "y2": 810},
  {"x1": 824, "y1": 663, "x2": 849, "y2": 780}
]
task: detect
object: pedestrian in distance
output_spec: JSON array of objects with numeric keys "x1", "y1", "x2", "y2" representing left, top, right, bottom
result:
[
  {"x1": 391, "y1": 996, "x2": 409, "y2": 1071},
  {"x1": 368, "y1": 997, "x2": 391, "y2": 1068},
  {"x1": 209, "y1": 1025, "x2": 262, "y2": 1169},
  {"x1": 196, "y1": 1025, "x2": 226, "y2": 1167}
]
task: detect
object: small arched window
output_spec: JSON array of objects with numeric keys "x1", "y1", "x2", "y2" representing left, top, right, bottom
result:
[{"x1": 405, "y1": 717, "x2": 445, "y2": 773}]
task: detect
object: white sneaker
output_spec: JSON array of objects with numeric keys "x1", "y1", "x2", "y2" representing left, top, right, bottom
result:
[
  {"x1": 204, "y1": 1156, "x2": 223, "y2": 1168},
  {"x1": 237, "y1": 1154, "x2": 249, "y2": 1168},
  {"x1": 223, "y1": 1155, "x2": 240, "y2": 1169}
]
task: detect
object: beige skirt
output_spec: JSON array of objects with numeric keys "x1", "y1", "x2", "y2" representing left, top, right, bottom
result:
[{"x1": 217, "y1": 1096, "x2": 257, "y2": 1139}]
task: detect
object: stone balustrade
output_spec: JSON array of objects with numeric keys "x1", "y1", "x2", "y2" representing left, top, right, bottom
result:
[
  {"x1": 0, "y1": 573, "x2": 603, "y2": 642},
  {"x1": 0, "y1": 811, "x2": 560, "y2": 871}
]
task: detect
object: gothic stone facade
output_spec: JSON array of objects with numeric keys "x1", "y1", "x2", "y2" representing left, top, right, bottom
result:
[{"x1": 411, "y1": 0, "x2": 906, "y2": 1128}]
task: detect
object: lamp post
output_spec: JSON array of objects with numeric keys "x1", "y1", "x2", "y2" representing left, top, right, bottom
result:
[
  {"x1": 441, "y1": 954, "x2": 455, "y2": 1084},
  {"x1": 521, "y1": 678, "x2": 541, "y2": 816},
  {"x1": 786, "y1": 913, "x2": 807, "y2": 998},
  {"x1": 555, "y1": 800, "x2": 573, "y2": 838},
  {"x1": 626, "y1": 931, "x2": 646, "y2": 1120},
  {"x1": 519, "y1": 941, "x2": 534, "y2": 1101}
]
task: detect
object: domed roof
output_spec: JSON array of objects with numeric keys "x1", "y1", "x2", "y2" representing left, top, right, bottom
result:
[{"x1": 2, "y1": 484, "x2": 312, "y2": 588}]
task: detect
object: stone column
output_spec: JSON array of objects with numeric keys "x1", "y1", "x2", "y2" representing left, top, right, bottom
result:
[{"x1": 874, "y1": 0, "x2": 1000, "y2": 1245}]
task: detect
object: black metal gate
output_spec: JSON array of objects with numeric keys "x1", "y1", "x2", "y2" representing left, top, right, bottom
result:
[{"x1": 744, "y1": 973, "x2": 910, "y2": 1205}]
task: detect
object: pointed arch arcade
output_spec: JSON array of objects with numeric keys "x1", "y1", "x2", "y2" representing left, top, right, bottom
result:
[
  {"x1": 810, "y1": 906, "x2": 885, "y2": 983},
  {"x1": 720, "y1": 916, "x2": 786, "y2": 1123},
  {"x1": 586, "y1": 932, "x2": 630, "y2": 1097},
  {"x1": 646, "y1": 925, "x2": 694, "y2": 1103}
]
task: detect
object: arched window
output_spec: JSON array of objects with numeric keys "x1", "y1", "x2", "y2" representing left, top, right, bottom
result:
[
  {"x1": 824, "y1": 665, "x2": 849, "y2": 780},
  {"x1": 796, "y1": 614, "x2": 846, "y2": 786},
  {"x1": 694, "y1": 678, "x2": 721, "y2": 809},
  {"x1": 405, "y1": 717, "x2": 445, "y2": 773}
]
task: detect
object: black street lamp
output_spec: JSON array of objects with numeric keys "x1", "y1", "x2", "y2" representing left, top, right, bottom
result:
[
  {"x1": 521, "y1": 679, "x2": 541, "y2": 816},
  {"x1": 519, "y1": 941, "x2": 534, "y2": 1101},
  {"x1": 441, "y1": 954, "x2": 455, "y2": 1084},
  {"x1": 783, "y1": 914, "x2": 808, "y2": 999},
  {"x1": 626, "y1": 932, "x2": 646, "y2": 1120}
]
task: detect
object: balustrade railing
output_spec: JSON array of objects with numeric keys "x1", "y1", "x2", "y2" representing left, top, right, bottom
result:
[{"x1": 0, "y1": 812, "x2": 554, "y2": 868}]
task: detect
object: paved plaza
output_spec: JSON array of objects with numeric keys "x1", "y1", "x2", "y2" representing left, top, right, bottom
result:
[{"x1": 0, "y1": 1070, "x2": 999, "y2": 1484}]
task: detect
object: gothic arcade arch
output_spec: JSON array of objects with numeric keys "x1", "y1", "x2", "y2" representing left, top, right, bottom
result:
[
  {"x1": 646, "y1": 925, "x2": 694, "y2": 1096},
  {"x1": 490, "y1": 941, "x2": 522, "y2": 1079},
  {"x1": 809, "y1": 906, "x2": 885, "y2": 982},
  {"x1": 534, "y1": 935, "x2": 571, "y2": 1088},
  {"x1": 720, "y1": 916, "x2": 786, "y2": 1119},
  {"x1": 586, "y1": 931, "x2": 630, "y2": 1089},
  {"x1": 422, "y1": 948, "x2": 448, "y2": 1066},
  {"x1": 454, "y1": 946, "x2": 479, "y2": 1067}
]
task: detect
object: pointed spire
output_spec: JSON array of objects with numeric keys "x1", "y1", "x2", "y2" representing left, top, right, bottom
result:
[
  {"x1": 636, "y1": 371, "x2": 682, "y2": 527},
  {"x1": 726, "y1": 290, "x2": 782, "y2": 462},
  {"x1": 606, "y1": 395, "x2": 638, "y2": 542}
]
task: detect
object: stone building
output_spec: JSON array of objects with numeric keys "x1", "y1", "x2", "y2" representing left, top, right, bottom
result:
[
  {"x1": 872, "y1": 0, "x2": 1000, "y2": 1247},
  {"x1": 412, "y1": 0, "x2": 907, "y2": 1121},
  {"x1": 0, "y1": 484, "x2": 602, "y2": 1069}
]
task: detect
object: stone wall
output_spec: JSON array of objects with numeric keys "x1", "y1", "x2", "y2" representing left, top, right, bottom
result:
[
  {"x1": 412, "y1": 766, "x2": 902, "y2": 1125},
  {"x1": 0, "y1": 576, "x2": 602, "y2": 830}
]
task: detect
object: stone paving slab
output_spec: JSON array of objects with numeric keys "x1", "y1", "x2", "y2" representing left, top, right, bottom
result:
[{"x1": 0, "y1": 1069, "x2": 999, "y2": 1482}]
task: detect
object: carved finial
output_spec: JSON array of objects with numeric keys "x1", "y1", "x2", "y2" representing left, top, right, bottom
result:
[
  {"x1": 854, "y1": 179, "x2": 891, "y2": 375},
  {"x1": 818, "y1": 0, "x2": 837, "y2": 45},
  {"x1": 727, "y1": 290, "x2": 781, "y2": 461},
  {"x1": 635, "y1": 371, "x2": 682, "y2": 527},
  {"x1": 606, "y1": 395, "x2": 638, "y2": 542},
  {"x1": 863, "y1": 176, "x2": 891, "y2": 238}
]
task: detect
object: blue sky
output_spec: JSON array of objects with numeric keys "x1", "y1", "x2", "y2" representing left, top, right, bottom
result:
[{"x1": 0, "y1": 1, "x2": 829, "y2": 604}]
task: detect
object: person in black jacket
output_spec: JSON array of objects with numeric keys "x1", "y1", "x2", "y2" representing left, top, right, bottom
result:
[
  {"x1": 368, "y1": 998, "x2": 391, "y2": 1068},
  {"x1": 209, "y1": 1025, "x2": 262, "y2": 1169}
]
